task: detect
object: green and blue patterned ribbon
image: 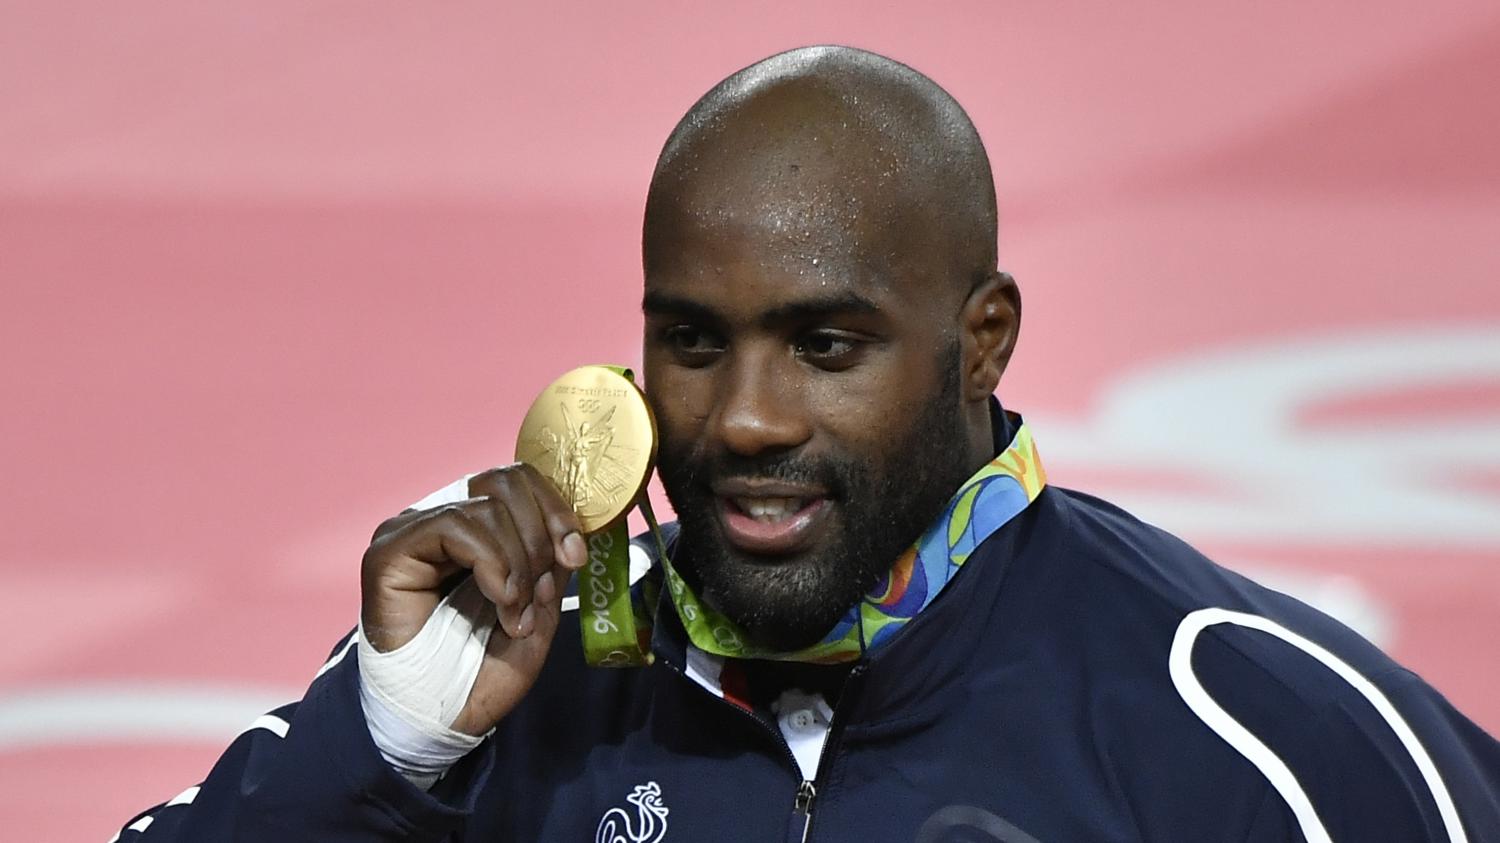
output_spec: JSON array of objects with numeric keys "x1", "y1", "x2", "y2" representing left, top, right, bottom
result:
[{"x1": 579, "y1": 398, "x2": 1047, "y2": 667}]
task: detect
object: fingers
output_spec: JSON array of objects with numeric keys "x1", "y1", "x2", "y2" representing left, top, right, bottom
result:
[
  {"x1": 483, "y1": 565, "x2": 570, "y2": 665},
  {"x1": 470, "y1": 463, "x2": 587, "y2": 570},
  {"x1": 370, "y1": 508, "x2": 426, "y2": 543},
  {"x1": 471, "y1": 477, "x2": 547, "y2": 611},
  {"x1": 360, "y1": 503, "x2": 504, "y2": 651},
  {"x1": 466, "y1": 464, "x2": 587, "y2": 635},
  {"x1": 367, "y1": 463, "x2": 587, "y2": 649},
  {"x1": 456, "y1": 505, "x2": 527, "y2": 629},
  {"x1": 363, "y1": 505, "x2": 492, "y2": 592},
  {"x1": 522, "y1": 467, "x2": 589, "y2": 572}
]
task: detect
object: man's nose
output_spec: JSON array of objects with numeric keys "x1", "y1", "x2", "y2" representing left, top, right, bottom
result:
[{"x1": 713, "y1": 356, "x2": 812, "y2": 457}]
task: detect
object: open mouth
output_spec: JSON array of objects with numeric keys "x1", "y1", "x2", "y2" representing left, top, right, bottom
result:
[
  {"x1": 715, "y1": 491, "x2": 830, "y2": 555},
  {"x1": 731, "y1": 496, "x2": 812, "y2": 522}
]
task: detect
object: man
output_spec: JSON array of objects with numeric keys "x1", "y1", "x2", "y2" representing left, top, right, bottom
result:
[{"x1": 115, "y1": 46, "x2": 1500, "y2": 842}]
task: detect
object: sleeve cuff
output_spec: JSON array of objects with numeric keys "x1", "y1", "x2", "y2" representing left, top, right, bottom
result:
[{"x1": 290, "y1": 644, "x2": 498, "y2": 837}]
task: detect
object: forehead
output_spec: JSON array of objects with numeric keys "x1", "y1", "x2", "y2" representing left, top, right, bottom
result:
[
  {"x1": 654, "y1": 95, "x2": 910, "y2": 247},
  {"x1": 642, "y1": 206, "x2": 930, "y2": 326},
  {"x1": 644, "y1": 167, "x2": 955, "y2": 321},
  {"x1": 643, "y1": 81, "x2": 973, "y2": 321}
]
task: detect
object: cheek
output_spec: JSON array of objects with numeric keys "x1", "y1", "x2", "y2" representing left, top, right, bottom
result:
[
  {"x1": 810, "y1": 346, "x2": 945, "y2": 447},
  {"x1": 644, "y1": 367, "x2": 712, "y2": 443},
  {"x1": 802, "y1": 369, "x2": 909, "y2": 451}
]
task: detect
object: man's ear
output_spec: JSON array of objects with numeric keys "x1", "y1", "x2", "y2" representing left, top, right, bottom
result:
[{"x1": 959, "y1": 271, "x2": 1021, "y2": 401}]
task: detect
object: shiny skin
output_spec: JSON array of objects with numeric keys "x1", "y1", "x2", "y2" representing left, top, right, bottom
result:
[
  {"x1": 357, "y1": 46, "x2": 1021, "y2": 737},
  {"x1": 641, "y1": 176, "x2": 1014, "y2": 648}
]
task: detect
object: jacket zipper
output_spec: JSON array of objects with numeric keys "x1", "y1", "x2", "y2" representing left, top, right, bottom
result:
[
  {"x1": 786, "y1": 665, "x2": 866, "y2": 843},
  {"x1": 789, "y1": 779, "x2": 817, "y2": 843},
  {"x1": 662, "y1": 659, "x2": 866, "y2": 843}
]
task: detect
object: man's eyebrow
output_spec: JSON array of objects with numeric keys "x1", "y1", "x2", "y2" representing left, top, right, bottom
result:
[
  {"x1": 642, "y1": 291, "x2": 718, "y2": 320},
  {"x1": 758, "y1": 292, "x2": 881, "y2": 326},
  {"x1": 642, "y1": 290, "x2": 882, "y2": 327}
]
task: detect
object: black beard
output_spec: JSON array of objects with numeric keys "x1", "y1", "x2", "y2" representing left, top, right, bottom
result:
[{"x1": 658, "y1": 344, "x2": 976, "y2": 652}]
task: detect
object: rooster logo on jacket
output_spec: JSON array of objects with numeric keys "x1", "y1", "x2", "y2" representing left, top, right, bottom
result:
[{"x1": 595, "y1": 781, "x2": 669, "y2": 843}]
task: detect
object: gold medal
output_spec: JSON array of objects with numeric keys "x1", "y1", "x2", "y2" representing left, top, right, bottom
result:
[{"x1": 514, "y1": 365, "x2": 658, "y2": 534}]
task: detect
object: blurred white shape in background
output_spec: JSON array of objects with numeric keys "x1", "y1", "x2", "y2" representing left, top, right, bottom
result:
[{"x1": 1036, "y1": 326, "x2": 1500, "y2": 547}]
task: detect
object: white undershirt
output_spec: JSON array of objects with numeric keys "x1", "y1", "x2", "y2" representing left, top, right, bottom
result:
[{"x1": 772, "y1": 689, "x2": 835, "y2": 781}]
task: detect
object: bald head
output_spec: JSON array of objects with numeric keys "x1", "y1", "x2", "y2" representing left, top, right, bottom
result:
[
  {"x1": 643, "y1": 46, "x2": 999, "y2": 296},
  {"x1": 639, "y1": 50, "x2": 1021, "y2": 649}
]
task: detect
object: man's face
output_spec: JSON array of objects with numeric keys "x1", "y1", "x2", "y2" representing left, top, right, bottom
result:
[{"x1": 641, "y1": 200, "x2": 980, "y2": 651}]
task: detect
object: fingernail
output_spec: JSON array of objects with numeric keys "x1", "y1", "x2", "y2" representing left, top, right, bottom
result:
[
  {"x1": 534, "y1": 572, "x2": 555, "y2": 603},
  {"x1": 562, "y1": 532, "x2": 587, "y2": 569},
  {"x1": 503, "y1": 578, "x2": 518, "y2": 603},
  {"x1": 518, "y1": 604, "x2": 536, "y2": 637}
]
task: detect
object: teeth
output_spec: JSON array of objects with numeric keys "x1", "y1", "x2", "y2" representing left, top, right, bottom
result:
[{"x1": 734, "y1": 497, "x2": 806, "y2": 522}]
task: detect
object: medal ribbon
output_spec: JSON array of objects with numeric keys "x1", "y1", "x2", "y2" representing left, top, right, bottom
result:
[
  {"x1": 578, "y1": 406, "x2": 1047, "y2": 667},
  {"x1": 574, "y1": 366, "x2": 658, "y2": 667}
]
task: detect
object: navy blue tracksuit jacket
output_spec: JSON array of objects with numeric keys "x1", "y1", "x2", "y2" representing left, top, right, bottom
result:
[{"x1": 114, "y1": 485, "x2": 1500, "y2": 841}]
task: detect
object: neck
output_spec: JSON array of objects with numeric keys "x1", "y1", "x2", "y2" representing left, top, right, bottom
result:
[{"x1": 962, "y1": 396, "x2": 1005, "y2": 474}]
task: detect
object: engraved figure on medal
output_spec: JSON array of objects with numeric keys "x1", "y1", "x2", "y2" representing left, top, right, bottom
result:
[
  {"x1": 529, "y1": 400, "x2": 638, "y2": 521},
  {"x1": 516, "y1": 365, "x2": 656, "y2": 536}
]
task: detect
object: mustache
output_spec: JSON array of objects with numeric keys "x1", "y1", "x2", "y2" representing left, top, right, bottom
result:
[{"x1": 666, "y1": 448, "x2": 852, "y2": 496}]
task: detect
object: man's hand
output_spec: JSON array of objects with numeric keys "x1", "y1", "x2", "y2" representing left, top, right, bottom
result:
[{"x1": 360, "y1": 464, "x2": 588, "y2": 736}]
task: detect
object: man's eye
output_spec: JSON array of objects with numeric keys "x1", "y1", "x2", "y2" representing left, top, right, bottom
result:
[
  {"x1": 662, "y1": 326, "x2": 724, "y2": 359},
  {"x1": 795, "y1": 332, "x2": 861, "y2": 367}
]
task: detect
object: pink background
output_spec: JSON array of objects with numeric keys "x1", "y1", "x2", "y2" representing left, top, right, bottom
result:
[{"x1": 3, "y1": 3, "x2": 1498, "y2": 839}]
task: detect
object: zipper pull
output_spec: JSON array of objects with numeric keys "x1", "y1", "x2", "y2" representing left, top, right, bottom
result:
[{"x1": 787, "y1": 780, "x2": 817, "y2": 843}]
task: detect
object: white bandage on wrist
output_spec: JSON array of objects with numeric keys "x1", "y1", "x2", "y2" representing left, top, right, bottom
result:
[{"x1": 358, "y1": 576, "x2": 496, "y2": 789}]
